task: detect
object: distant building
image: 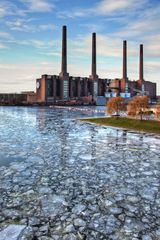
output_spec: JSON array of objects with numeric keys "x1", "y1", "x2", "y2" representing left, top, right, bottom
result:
[
  {"x1": 21, "y1": 91, "x2": 37, "y2": 104},
  {"x1": 36, "y1": 26, "x2": 156, "y2": 104},
  {"x1": 0, "y1": 93, "x2": 27, "y2": 105},
  {"x1": 0, "y1": 91, "x2": 36, "y2": 105}
]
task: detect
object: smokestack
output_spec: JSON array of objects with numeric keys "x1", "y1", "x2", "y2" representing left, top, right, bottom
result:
[
  {"x1": 92, "y1": 32, "x2": 97, "y2": 77},
  {"x1": 61, "y1": 25, "x2": 67, "y2": 73},
  {"x1": 123, "y1": 40, "x2": 127, "y2": 80},
  {"x1": 59, "y1": 25, "x2": 69, "y2": 100},
  {"x1": 139, "y1": 44, "x2": 143, "y2": 81}
]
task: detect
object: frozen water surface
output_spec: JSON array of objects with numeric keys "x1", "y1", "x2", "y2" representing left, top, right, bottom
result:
[{"x1": 0, "y1": 106, "x2": 160, "y2": 240}]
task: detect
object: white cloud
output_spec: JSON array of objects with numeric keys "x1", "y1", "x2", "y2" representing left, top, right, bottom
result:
[
  {"x1": 12, "y1": 38, "x2": 55, "y2": 50},
  {"x1": 6, "y1": 19, "x2": 31, "y2": 32},
  {"x1": 0, "y1": 1, "x2": 26, "y2": 18},
  {"x1": 0, "y1": 62, "x2": 89, "y2": 93},
  {"x1": 6, "y1": 19, "x2": 55, "y2": 32},
  {"x1": 0, "y1": 0, "x2": 55, "y2": 19},
  {"x1": 0, "y1": 43, "x2": 8, "y2": 49},
  {"x1": 113, "y1": 9, "x2": 160, "y2": 58},
  {"x1": 0, "y1": 2, "x2": 12, "y2": 18},
  {"x1": 144, "y1": 35, "x2": 160, "y2": 58},
  {"x1": 30, "y1": 40, "x2": 48, "y2": 48},
  {"x1": 39, "y1": 24, "x2": 55, "y2": 31},
  {"x1": 96, "y1": 0, "x2": 132, "y2": 14},
  {"x1": 68, "y1": 34, "x2": 136, "y2": 59},
  {"x1": 22, "y1": 0, "x2": 55, "y2": 12},
  {"x1": 58, "y1": 9, "x2": 89, "y2": 18},
  {"x1": 58, "y1": 0, "x2": 148, "y2": 18},
  {"x1": 115, "y1": 18, "x2": 160, "y2": 39},
  {"x1": 0, "y1": 62, "x2": 57, "y2": 93},
  {"x1": 79, "y1": 23, "x2": 104, "y2": 32},
  {"x1": 0, "y1": 32, "x2": 13, "y2": 40},
  {"x1": 0, "y1": 6, "x2": 6, "y2": 17}
]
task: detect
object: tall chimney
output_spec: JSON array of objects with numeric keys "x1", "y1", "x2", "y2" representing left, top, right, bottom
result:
[
  {"x1": 123, "y1": 40, "x2": 127, "y2": 80},
  {"x1": 89, "y1": 32, "x2": 98, "y2": 98},
  {"x1": 139, "y1": 44, "x2": 143, "y2": 82},
  {"x1": 92, "y1": 32, "x2": 97, "y2": 77},
  {"x1": 61, "y1": 25, "x2": 67, "y2": 73},
  {"x1": 59, "y1": 25, "x2": 69, "y2": 100}
]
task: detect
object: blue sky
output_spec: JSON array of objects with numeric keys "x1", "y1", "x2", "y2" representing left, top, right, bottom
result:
[{"x1": 0, "y1": 0, "x2": 160, "y2": 93}]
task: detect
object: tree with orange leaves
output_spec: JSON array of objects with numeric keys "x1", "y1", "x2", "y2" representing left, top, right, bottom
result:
[
  {"x1": 127, "y1": 96, "x2": 149, "y2": 120},
  {"x1": 155, "y1": 105, "x2": 160, "y2": 119},
  {"x1": 107, "y1": 96, "x2": 125, "y2": 117}
]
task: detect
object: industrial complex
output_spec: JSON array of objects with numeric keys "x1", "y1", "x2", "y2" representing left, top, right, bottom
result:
[
  {"x1": 0, "y1": 25, "x2": 157, "y2": 106},
  {"x1": 36, "y1": 25, "x2": 156, "y2": 105}
]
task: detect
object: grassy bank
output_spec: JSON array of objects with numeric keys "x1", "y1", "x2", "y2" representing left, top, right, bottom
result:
[{"x1": 81, "y1": 117, "x2": 160, "y2": 134}]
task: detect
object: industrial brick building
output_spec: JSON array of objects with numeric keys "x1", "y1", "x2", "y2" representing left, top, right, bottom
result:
[
  {"x1": 0, "y1": 92, "x2": 37, "y2": 105},
  {"x1": 36, "y1": 26, "x2": 156, "y2": 104}
]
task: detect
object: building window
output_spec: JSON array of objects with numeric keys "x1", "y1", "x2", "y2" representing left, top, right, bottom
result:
[
  {"x1": 47, "y1": 79, "x2": 53, "y2": 97},
  {"x1": 94, "y1": 82, "x2": 98, "y2": 96},
  {"x1": 64, "y1": 80, "x2": 68, "y2": 99}
]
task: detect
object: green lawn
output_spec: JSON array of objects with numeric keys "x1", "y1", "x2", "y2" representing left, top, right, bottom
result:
[{"x1": 81, "y1": 117, "x2": 160, "y2": 134}]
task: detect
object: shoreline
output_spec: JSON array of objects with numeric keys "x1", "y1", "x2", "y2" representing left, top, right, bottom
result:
[{"x1": 80, "y1": 117, "x2": 160, "y2": 135}]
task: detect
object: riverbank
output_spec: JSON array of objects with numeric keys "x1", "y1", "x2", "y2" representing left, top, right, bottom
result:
[{"x1": 81, "y1": 117, "x2": 160, "y2": 134}]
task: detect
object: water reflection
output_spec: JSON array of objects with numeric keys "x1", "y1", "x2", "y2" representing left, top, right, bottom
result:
[
  {"x1": 122, "y1": 130, "x2": 127, "y2": 142},
  {"x1": 90, "y1": 125, "x2": 97, "y2": 163}
]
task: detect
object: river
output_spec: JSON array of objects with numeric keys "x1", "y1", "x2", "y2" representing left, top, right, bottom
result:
[{"x1": 0, "y1": 106, "x2": 159, "y2": 239}]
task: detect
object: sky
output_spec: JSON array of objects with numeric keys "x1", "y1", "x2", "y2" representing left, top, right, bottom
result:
[{"x1": 0, "y1": 0, "x2": 160, "y2": 94}]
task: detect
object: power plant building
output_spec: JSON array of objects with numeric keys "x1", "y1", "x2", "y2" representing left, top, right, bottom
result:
[{"x1": 36, "y1": 26, "x2": 156, "y2": 104}]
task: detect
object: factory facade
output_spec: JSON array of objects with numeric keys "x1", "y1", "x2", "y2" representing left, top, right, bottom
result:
[{"x1": 36, "y1": 26, "x2": 156, "y2": 105}]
